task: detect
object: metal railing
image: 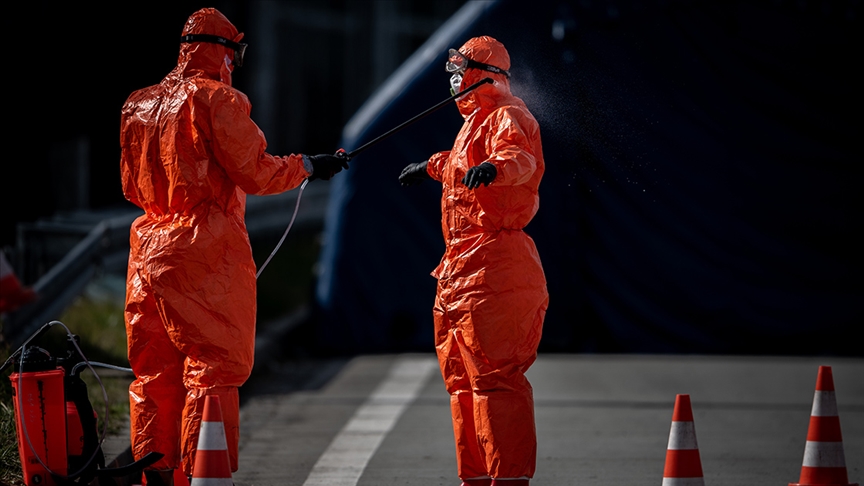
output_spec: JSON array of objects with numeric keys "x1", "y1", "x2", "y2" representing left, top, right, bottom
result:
[{"x1": 3, "y1": 183, "x2": 330, "y2": 348}]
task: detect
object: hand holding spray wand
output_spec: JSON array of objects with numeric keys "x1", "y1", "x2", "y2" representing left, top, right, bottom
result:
[{"x1": 257, "y1": 77, "x2": 494, "y2": 278}]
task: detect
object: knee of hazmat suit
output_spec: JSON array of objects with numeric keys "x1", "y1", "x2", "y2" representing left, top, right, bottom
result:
[
  {"x1": 119, "y1": 7, "x2": 312, "y2": 474},
  {"x1": 428, "y1": 36, "x2": 549, "y2": 480}
]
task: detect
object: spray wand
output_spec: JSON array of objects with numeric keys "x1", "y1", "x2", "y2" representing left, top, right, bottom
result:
[
  {"x1": 256, "y1": 77, "x2": 493, "y2": 278},
  {"x1": 341, "y1": 77, "x2": 493, "y2": 159}
]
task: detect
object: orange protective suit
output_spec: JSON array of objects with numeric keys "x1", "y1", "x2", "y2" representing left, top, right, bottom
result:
[
  {"x1": 426, "y1": 36, "x2": 548, "y2": 482},
  {"x1": 119, "y1": 8, "x2": 311, "y2": 475}
]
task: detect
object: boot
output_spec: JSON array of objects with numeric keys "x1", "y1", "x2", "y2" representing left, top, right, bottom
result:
[
  {"x1": 461, "y1": 478, "x2": 492, "y2": 486},
  {"x1": 490, "y1": 480, "x2": 529, "y2": 486},
  {"x1": 174, "y1": 468, "x2": 191, "y2": 486},
  {"x1": 143, "y1": 469, "x2": 175, "y2": 486}
]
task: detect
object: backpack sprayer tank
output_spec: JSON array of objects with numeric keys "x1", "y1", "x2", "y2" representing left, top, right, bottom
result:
[
  {"x1": 3, "y1": 321, "x2": 163, "y2": 486},
  {"x1": 9, "y1": 346, "x2": 69, "y2": 484}
]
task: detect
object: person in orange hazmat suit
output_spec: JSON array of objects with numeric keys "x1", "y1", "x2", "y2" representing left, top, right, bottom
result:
[
  {"x1": 398, "y1": 36, "x2": 548, "y2": 486},
  {"x1": 119, "y1": 8, "x2": 348, "y2": 484}
]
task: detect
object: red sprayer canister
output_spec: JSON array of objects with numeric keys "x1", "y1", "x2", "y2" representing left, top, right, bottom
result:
[{"x1": 9, "y1": 346, "x2": 68, "y2": 486}]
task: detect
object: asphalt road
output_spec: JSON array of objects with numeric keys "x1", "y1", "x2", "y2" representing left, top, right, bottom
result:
[{"x1": 232, "y1": 352, "x2": 864, "y2": 486}]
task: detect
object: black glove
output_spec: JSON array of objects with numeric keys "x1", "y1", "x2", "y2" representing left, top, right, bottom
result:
[
  {"x1": 399, "y1": 161, "x2": 431, "y2": 186},
  {"x1": 308, "y1": 153, "x2": 350, "y2": 181},
  {"x1": 462, "y1": 162, "x2": 497, "y2": 189}
]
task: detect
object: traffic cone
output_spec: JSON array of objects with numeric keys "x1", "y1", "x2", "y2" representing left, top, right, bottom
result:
[
  {"x1": 789, "y1": 366, "x2": 858, "y2": 486},
  {"x1": 662, "y1": 394, "x2": 704, "y2": 486},
  {"x1": 190, "y1": 395, "x2": 233, "y2": 486},
  {"x1": 0, "y1": 250, "x2": 36, "y2": 313}
]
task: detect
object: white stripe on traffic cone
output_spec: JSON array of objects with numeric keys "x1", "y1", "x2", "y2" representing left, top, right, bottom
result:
[
  {"x1": 789, "y1": 366, "x2": 858, "y2": 486},
  {"x1": 662, "y1": 394, "x2": 704, "y2": 486},
  {"x1": 191, "y1": 395, "x2": 234, "y2": 486}
]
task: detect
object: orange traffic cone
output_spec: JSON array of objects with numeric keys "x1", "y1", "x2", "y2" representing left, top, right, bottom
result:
[
  {"x1": 0, "y1": 250, "x2": 37, "y2": 313},
  {"x1": 662, "y1": 394, "x2": 704, "y2": 486},
  {"x1": 190, "y1": 395, "x2": 233, "y2": 486},
  {"x1": 789, "y1": 366, "x2": 858, "y2": 486}
]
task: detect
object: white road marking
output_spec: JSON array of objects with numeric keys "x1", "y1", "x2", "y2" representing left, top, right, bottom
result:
[{"x1": 302, "y1": 355, "x2": 438, "y2": 486}]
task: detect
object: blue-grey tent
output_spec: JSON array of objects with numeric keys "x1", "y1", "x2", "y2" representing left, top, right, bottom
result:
[{"x1": 311, "y1": 0, "x2": 862, "y2": 356}]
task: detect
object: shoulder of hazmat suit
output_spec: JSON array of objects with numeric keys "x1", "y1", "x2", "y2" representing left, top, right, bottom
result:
[
  {"x1": 428, "y1": 36, "x2": 548, "y2": 482},
  {"x1": 119, "y1": 7, "x2": 308, "y2": 475},
  {"x1": 429, "y1": 35, "x2": 544, "y2": 280}
]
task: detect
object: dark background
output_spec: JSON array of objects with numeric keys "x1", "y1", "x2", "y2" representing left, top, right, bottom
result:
[
  {"x1": 311, "y1": 0, "x2": 863, "y2": 357},
  {"x1": 3, "y1": 0, "x2": 463, "y2": 247},
  {"x1": 3, "y1": 1, "x2": 862, "y2": 357},
  {"x1": 7, "y1": 2, "x2": 244, "y2": 247}
]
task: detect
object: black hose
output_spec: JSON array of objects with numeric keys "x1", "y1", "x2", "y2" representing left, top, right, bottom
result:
[{"x1": 345, "y1": 77, "x2": 493, "y2": 159}]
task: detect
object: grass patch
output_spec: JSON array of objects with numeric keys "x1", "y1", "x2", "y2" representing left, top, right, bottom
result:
[
  {"x1": 252, "y1": 226, "x2": 323, "y2": 323},
  {"x1": 0, "y1": 352, "x2": 25, "y2": 486},
  {"x1": 32, "y1": 280, "x2": 132, "y2": 440}
]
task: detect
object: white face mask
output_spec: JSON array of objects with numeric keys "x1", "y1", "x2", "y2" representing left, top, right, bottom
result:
[
  {"x1": 449, "y1": 73, "x2": 463, "y2": 96},
  {"x1": 220, "y1": 54, "x2": 234, "y2": 84}
]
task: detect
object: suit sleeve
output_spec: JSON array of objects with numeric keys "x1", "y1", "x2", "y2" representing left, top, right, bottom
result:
[
  {"x1": 483, "y1": 107, "x2": 539, "y2": 187},
  {"x1": 209, "y1": 86, "x2": 311, "y2": 195},
  {"x1": 426, "y1": 150, "x2": 451, "y2": 182}
]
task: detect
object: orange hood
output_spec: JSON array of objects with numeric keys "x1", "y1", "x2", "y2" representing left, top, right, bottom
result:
[
  {"x1": 176, "y1": 8, "x2": 244, "y2": 84},
  {"x1": 454, "y1": 36, "x2": 513, "y2": 117}
]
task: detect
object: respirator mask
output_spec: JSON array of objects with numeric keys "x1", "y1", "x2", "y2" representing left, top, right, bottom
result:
[{"x1": 445, "y1": 48, "x2": 510, "y2": 95}]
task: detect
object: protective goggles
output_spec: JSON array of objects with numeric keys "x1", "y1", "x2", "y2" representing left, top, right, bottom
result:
[
  {"x1": 445, "y1": 48, "x2": 510, "y2": 78},
  {"x1": 181, "y1": 34, "x2": 248, "y2": 67}
]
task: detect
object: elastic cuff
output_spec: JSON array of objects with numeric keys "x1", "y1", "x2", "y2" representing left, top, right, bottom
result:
[{"x1": 301, "y1": 154, "x2": 314, "y2": 177}]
